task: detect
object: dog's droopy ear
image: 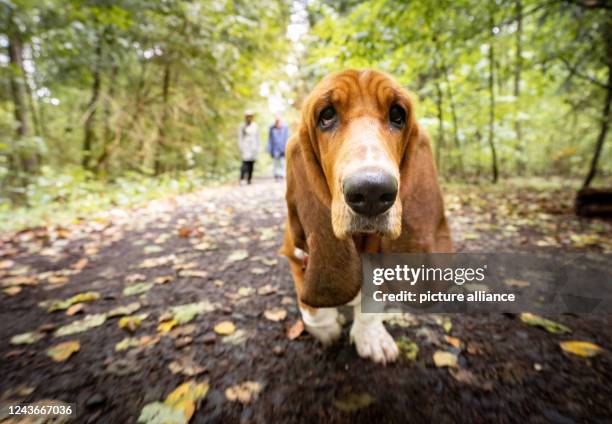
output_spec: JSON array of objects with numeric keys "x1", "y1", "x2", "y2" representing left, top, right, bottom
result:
[
  {"x1": 384, "y1": 124, "x2": 453, "y2": 253},
  {"x1": 281, "y1": 132, "x2": 361, "y2": 308}
]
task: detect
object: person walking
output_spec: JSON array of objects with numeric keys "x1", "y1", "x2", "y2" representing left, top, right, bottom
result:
[
  {"x1": 238, "y1": 110, "x2": 260, "y2": 185},
  {"x1": 268, "y1": 115, "x2": 289, "y2": 180}
]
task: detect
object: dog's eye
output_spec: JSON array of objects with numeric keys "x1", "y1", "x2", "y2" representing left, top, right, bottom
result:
[
  {"x1": 389, "y1": 105, "x2": 406, "y2": 129},
  {"x1": 318, "y1": 106, "x2": 337, "y2": 130}
]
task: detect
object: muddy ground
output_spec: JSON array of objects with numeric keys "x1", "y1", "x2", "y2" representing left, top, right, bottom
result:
[{"x1": 0, "y1": 179, "x2": 611, "y2": 423}]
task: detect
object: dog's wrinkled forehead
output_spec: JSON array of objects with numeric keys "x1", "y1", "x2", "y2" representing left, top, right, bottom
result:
[{"x1": 309, "y1": 70, "x2": 410, "y2": 121}]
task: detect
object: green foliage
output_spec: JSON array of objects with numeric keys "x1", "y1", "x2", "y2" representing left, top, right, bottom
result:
[
  {"x1": 303, "y1": 0, "x2": 611, "y2": 180},
  {"x1": 0, "y1": 0, "x2": 290, "y2": 207}
]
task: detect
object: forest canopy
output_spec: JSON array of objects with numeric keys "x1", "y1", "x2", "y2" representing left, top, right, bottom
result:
[{"x1": 0, "y1": 0, "x2": 610, "y2": 221}]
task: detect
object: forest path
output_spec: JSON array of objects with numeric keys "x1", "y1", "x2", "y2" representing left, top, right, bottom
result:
[{"x1": 0, "y1": 178, "x2": 611, "y2": 423}]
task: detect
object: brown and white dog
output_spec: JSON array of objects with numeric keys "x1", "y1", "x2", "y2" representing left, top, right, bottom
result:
[{"x1": 280, "y1": 69, "x2": 452, "y2": 364}]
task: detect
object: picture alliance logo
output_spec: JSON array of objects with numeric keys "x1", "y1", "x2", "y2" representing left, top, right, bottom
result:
[{"x1": 371, "y1": 264, "x2": 488, "y2": 286}]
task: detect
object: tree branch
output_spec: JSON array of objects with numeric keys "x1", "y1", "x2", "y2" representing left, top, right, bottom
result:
[{"x1": 560, "y1": 57, "x2": 611, "y2": 89}]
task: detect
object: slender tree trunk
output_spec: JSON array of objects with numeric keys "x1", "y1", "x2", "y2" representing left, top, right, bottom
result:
[
  {"x1": 93, "y1": 63, "x2": 119, "y2": 174},
  {"x1": 82, "y1": 34, "x2": 103, "y2": 169},
  {"x1": 514, "y1": 0, "x2": 525, "y2": 172},
  {"x1": 488, "y1": 15, "x2": 499, "y2": 183},
  {"x1": 154, "y1": 63, "x2": 172, "y2": 175},
  {"x1": 442, "y1": 63, "x2": 464, "y2": 176},
  {"x1": 582, "y1": 60, "x2": 612, "y2": 188},
  {"x1": 7, "y1": 14, "x2": 39, "y2": 180},
  {"x1": 434, "y1": 80, "x2": 445, "y2": 176}
]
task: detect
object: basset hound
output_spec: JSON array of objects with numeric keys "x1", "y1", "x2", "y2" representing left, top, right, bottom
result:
[{"x1": 280, "y1": 69, "x2": 453, "y2": 364}]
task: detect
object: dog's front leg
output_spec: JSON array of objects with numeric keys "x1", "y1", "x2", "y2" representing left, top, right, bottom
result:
[{"x1": 349, "y1": 293, "x2": 399, "y2": 364}]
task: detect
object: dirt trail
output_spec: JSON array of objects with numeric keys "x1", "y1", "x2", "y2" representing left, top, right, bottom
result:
[{"x1": 0, "y1": 179, "x2": 610, "y2": 423}]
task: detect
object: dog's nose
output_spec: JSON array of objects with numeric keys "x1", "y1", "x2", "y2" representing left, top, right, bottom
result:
[{"x1": 343, "y1": 171, "x2": 398, "y2": 216}]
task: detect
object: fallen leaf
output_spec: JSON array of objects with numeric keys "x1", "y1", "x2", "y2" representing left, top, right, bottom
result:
[
  {"x1": 168, "y1": 356, "x2": 206, "y2": 376},
  {"x1": 108, "y1": 302, "x2": 141, "y2": 318},
  {"x1": 257, "y1": 284, "x2": 277, "y2": 295},
  {"x1": 144, "y1": 245, "x2": 164, "y2": 254},
  {"x1": 504, "y1": 278, "x2": 530, "y2": 288},
  {"x1": 155, "y1": 275, "x2": 174, "y2": 285},
  {"x1": 119, "y1": 314, "x2": 148, "y2": 332},
  {"x1": 4, "y1": 286, "x2": 21, "y2": 296},
  {"x1": 178, "y1": 227, "x2": 191, "y2": 238},
  {"x1": 48, "y1": 275, "x2": 69, "y2": 285},
  {"x1": 433, "y1": 351, "x2": 458, "y2": 368},
  {"x1": 179, "y1": 270, "x2": 208, "y2": 279},
  {"x1": 222, "y1": 329, "x2": 248, "y2": 346},
  {"x1": 226, "y1": 250, "x2": 249, "y2": 262},
  {"x1": 237, "y1": 287, "x2": 254, "y2": 297},
  {"x1": 123, "y1": 282, "x2": 154, "y2": 296},
  {"x1": 71, "y1": 258, "x2": 88, "y2": 270},
  {"x1": 0, "y1": 259, "x2": 14, "y2": 269},
  {"x1": 251, "y1": 268, "x2": 266, "y2": 275},
  {"x1": 125, "y1": 273, "x2": 146, "y2": 284},
  {"x1": 48, "y1": 291, "x2": 100, "y2": 312},
  {"x1": 158, "y1": 319, "x2": 178, "y2": 334},
  {"x1": 10, "y1": 331, "x2": 45, "y2": 345},
  {"x1": 286, "y1": 320, "x2": 304, "y2": 340},
  {"x1": 520, "y1": 312, "x2": 571, "y2": 334},
  {"x1": 214, "y1": 321, "x2": 236, "y2": 335},
  {"x1": 139, "y1": 254, "x2": 176, "y2": 269},
  {"x1": 333, "y1": 392, "x2": 374, "y2": 412},
  {"x1": 396, "y1": 336, "x2": 419, "y2": 361},
  {"x1": 560, "y1": 340, "x2": 604, "y2": 358},
  {"x1": 444, "y1": 335, "x2": 463, "y2": 349},
  {"x1": 66, "y1": 303, "x2": 85, "y2": 316},
  {"x1": 47, "y1": 340, "x2": 80, "y2": 362},
  {"x1": 225, "y1": 381, "x2": 262, "y2": 404},
  {"x1": 54, "y1": 313, "x2": 107, "y2": 337},
  {"x1": 138, "y1": 381, "x2": 209, "y2": 424},
  {"x1": 170, "y1": 301, "x2": 218, "y2": 324},
  {"x1": 115, "y1": 335, "x2": 160, "y2": 352},
  {"x1": 264, "y1": 308, "x2": 287, "y2": 322}
]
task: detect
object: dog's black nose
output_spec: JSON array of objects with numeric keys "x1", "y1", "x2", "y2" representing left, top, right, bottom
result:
[{"x1": 343, "y1": 171, "x2": 398, "y2": 216}]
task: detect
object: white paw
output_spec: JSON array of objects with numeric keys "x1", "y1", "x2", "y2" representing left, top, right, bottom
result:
[
  {"x1": 350, "y1": 321, "x2": 398, "y2": 364},
  {"x1": 300, "y1": 307, "x2": 342, "y2": 347},
  {"x1": 305, "y1": 320, "x2": 342, "y2": 347}
]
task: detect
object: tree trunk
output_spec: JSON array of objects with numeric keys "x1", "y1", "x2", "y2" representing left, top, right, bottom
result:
[
  {"x1": 7, "y1": 13, "x2": 39, "y2": 180},
  {"x1": 514, "y1": 0, "x2": 525, "y2": 172},
  {"x1": 434, "y1": 80, "x2": 445, "y2": 176},
  {"x1": 154, "y1": 63, "x2": 172, "y2": 175},
  {"x1": 82, "y1": 34, "x2": 103, "y2": 169},
  {"x1": 93, "y1": 63, "x2": 119, "y2": 174},
  {"x1": 442, "y1": 63, "x2": 464, "y2": 176},
  {"x1": 488, "y1": 14, "x2": 499, "y2": 183},
  {"x1": 582, "y1": 60, "x2": 612, "y2": 188}
]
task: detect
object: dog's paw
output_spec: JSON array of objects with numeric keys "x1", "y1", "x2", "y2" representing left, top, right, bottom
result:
[
  {"x1": 300, "y1": 307, "x2": 342, "y2": 347},
  {"x1": 305, "y1": 320, "x2": 342, "y2": 347},
  {"x1": 350, "y1": 321, "x2": 398, "y2": 364}
]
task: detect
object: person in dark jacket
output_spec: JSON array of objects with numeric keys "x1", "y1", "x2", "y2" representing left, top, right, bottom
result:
[{"x1": 268, "y1": 115, "x2": 289, "y2": 180}]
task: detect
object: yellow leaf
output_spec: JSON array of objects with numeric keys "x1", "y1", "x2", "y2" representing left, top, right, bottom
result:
[
  {"x1": 119, "y1": 314, "x2": 147, "y2": 332},
  {"x1": 264, "y1": 308, "x2": 287, "y2": 322},
  {"x1": 444, "y1": 335, "x2": 463, "y2": 349},
  {"x1": 433, "y1": 351, "x2": 458, "y2": 368},
  {"x1": 47, "y1": 340, "x2": 80, "y2": 362},
  {"x1": 560, "y1": 341, "x2": 603, "y2": 358},
  {"x1": 225, "y1": 381, "x2": 262, "y2": 404},
  {"x1": 158, "y1": 319, "x2": 178, "y2": 334},
  {"x1": 164, "y1": 380, "x2": 209, "y2": 421},
  {"x1": 520, "y1": 312, "x2": 571, "y2": 334},
  {"x1": 214, "y1": 321, "x2": 236, "y2": 335}
]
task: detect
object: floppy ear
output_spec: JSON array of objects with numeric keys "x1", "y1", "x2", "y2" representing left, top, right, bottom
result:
[
  {"x1": 385, "y1": 123, "x2": 453, "y2": 253},
  {"x1": 282, "y1": 129, "x2": 362, "y2": 308}
]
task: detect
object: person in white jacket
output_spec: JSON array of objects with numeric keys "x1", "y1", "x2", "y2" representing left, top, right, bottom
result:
[{"x1": 237, "y1": 110, "x2": 260, "y2": 185}]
